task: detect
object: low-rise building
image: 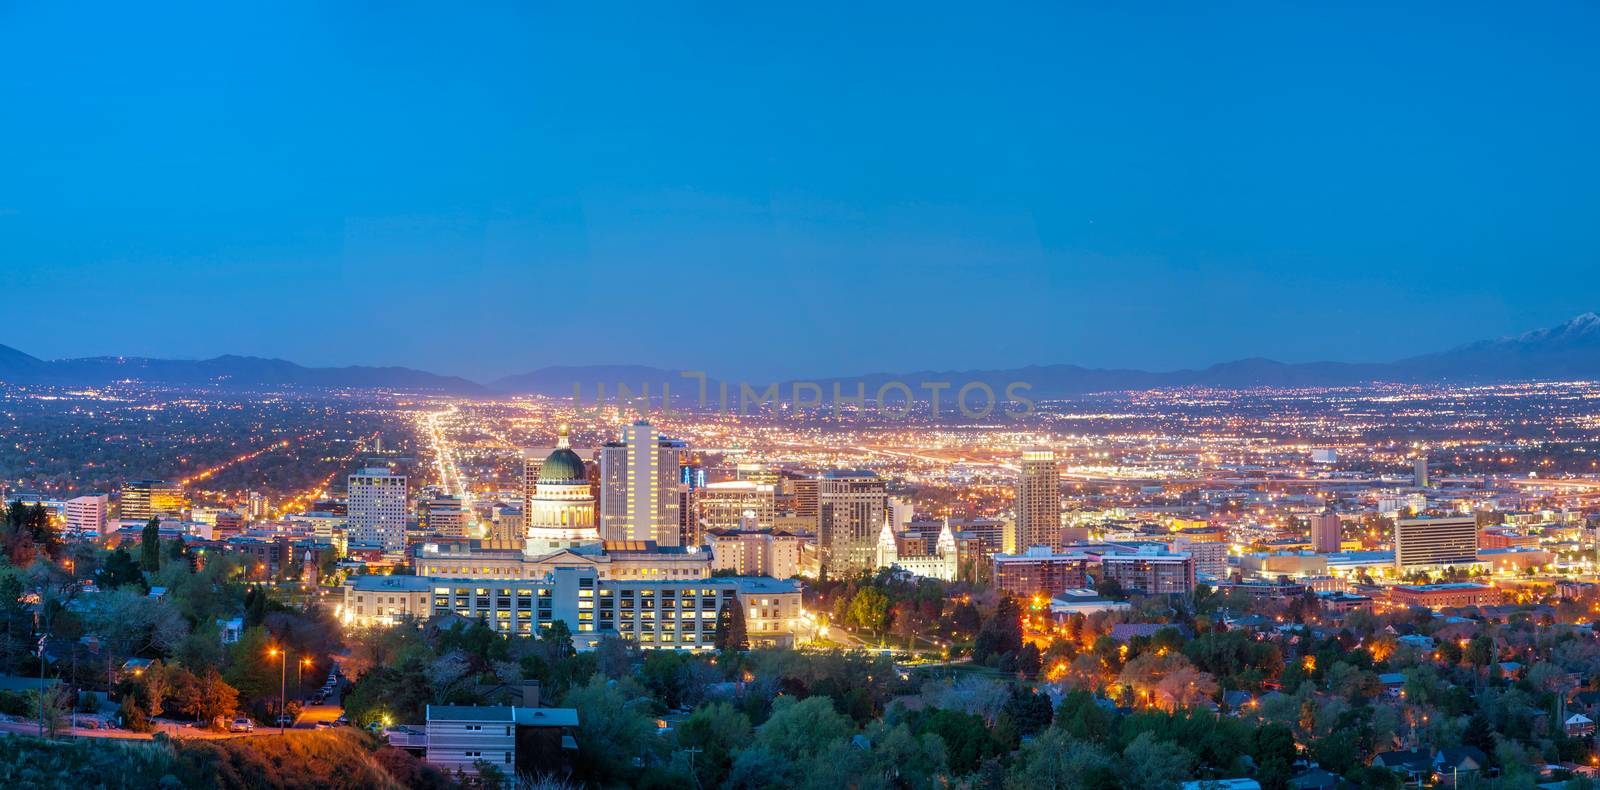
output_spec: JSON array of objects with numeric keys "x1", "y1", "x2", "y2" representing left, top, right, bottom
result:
[
  {"x1": 1388, "y1": 582, "x2": 1501, "y2": 610},
  {"x1": 343, "y1": 566, "x2": 802, "y2": 650}
]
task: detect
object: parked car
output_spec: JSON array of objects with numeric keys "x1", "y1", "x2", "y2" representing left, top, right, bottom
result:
[
  {"x1": 228, "y1": 718, "x2": 254, "y2": 733},
  {"x1": 333, "y1": 715, "x2": 348, "y2": 727},
  {"x1": 275, "y1": 714, "x2": 294, "y2": 727},
  {"x1": 314, "y1": 720, "x2": 333, "y2": 730}
]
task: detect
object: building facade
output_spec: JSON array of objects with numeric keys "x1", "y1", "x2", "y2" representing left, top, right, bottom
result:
[
  {"x1": 1394, "y1": 517, "x2": 1477, "y2": 570},
  {"x1": 121, "y1": 480, "x2": 185, "y2": 521},
  {"x1": 1012, "y1": 450, "x2": 1061, "y2": 553},
  {"x1": 342, "y1": 566, "x2": 801, "y2": 649},
  {"x1": 817, "y1": 470, "x2": 888, "y2": 577},
  {"x1": 349, "y1": 467, "x2": 409, "y2": 552}
]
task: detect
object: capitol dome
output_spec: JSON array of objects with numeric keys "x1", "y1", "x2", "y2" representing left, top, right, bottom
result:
[{"x1": 538, "y1": 446, "x2": 587, "y2": 485}]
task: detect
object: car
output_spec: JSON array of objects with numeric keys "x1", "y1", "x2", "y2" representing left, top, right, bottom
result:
[
  {"x1": 314, "y1": 720, "x2": 333, "y2": 730},
  {"x1": 333, "y1": 715, "x2": 348, "y2": 727},
  {"x1": 228, "y1": 717, "x2": 254, "y2": 733},
  {"x1": 275, "y1": 714, "x2": 295, "y2": 727}
]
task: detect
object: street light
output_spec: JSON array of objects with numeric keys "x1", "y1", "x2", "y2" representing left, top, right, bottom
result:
[
  {"x1": 268, "y1": 647, "x2": 286, "y2": 735},
  {"x1": 298, "y1": 657, "x2": 312, "y2": 695}
]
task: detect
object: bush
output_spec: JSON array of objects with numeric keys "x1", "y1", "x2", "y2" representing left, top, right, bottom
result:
[{"x1": 0, "y1": 689, "x2": 31, "y2": 716}]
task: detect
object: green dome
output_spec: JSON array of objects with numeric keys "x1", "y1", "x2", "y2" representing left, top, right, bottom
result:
[{"x1": 538, "y1": 447, "x2": 587, "y2": 485}]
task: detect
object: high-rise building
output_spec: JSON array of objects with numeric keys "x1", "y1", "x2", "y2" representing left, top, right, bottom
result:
[
  {"x1": 65, "y1": 494, "x2": 109, "y2": 537},
  {"x1": 120, "y1": 480, "x2": 185, "y2": 521},
  {"x1": 1394, "y1": 516, "x2": 1476, "y2": 569},
  {"x1": 1309, "y1": 512, "x2": 1342, "y2": 554},
  {"x1": 598, "y1": 422, "x2": 685, "y2": 545},
  {"x1": 1012, "y1": 450, "x2": 1061, "y2": 552},
  {"x1": 348, "y1": 467, "x2": 408, "y2": 552},
  {"x1": 1099, "y1": 548, "x2": 1196, "y2": 594},
  {"x1": 817, "y1": 470, "x2": 887, "y2": 576},
  {"x1": 1414, "y1": 455, "x2": 1430, "y2": 488}
]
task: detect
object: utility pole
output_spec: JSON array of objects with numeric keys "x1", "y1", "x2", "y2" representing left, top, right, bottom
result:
[{"x1": 269, "y1": 647, "x2": 287, "y2": 734}]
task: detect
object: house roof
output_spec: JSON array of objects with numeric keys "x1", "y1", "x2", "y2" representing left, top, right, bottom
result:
[
  {"x1": 514, "y1": 707, "x2": 579, "y2": 728},
  {"x1": 1373, "y1": 749, "x2": 1431, "y2": 771},
  {"x1": 427, "y1": 705, "x2": 515, "y2": 723}
]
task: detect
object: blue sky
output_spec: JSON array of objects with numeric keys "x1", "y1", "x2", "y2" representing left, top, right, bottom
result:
[{"x1": 3, "y1": 1, "x2": 1599, "y2": 381}]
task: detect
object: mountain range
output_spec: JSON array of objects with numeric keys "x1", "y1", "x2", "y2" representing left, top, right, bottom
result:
[{"x1": 5, "y1": 312, "x2": 1600, "y2": 398}]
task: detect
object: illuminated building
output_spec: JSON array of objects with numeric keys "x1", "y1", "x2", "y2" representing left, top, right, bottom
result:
[
  {"x1": 698, "y1": 480, "x2": 776, "y2": 532},
  {"x1": 1393, "y1": 516, "x2": 1477, "y2": 570},
  {"x1": 874, "y1": 518, "x2": 958, "y2": 581},
  {"x1": 120, "y1": 480, "x2": 185, "y2": 521},
  {"x1": 1099, "y1": 547, "x2": 1196, "y2": 594},
  {"x1": 1388, "y1": 582, "x2": 1500, "y2": 610},
  {"x1": 342, "y1": 566, "x2": 802, "y2": 649},
  {"x1": 419, "y1": 494, "x2": 471, "y2": 538},
  {"x1": 65, "y1": 494, "x2": 108, "y2": 537},
  {"x1": 706, "y1": 529, "x2": 803, "y2": 579},
  {"x1": 348, "y1": 467, "x2": 408, "y2": 552},
  {"x1": 817, "y1": 470, "x2": 887, "y2": 576},
  {"x1": 1414, "y1": 455, "x2": 1430, "y2": 488},
  {"x1": 523, "y1": 428, "x2": 600, "y2": 555},
  {"x1": 991, "y1": 547, "x2": 1093, "y2": 597},
  {"x1": 598, "y1": 421, "x2": 685, "y2": 546},
  {"x1": 414, "y1": 539, "x2": 711, "y2": 581},
  {"x1": 1011, "y1": 449, "x2": 1060, "y2": 553},
  {"x1": 790, "y1": 475, "x2": 819, "y2": 525},
  {"x1": 1309, "y1": 512, "x2": 1341, "y2": 554}
]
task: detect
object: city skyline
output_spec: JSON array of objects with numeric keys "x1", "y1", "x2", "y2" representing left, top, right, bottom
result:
[{"x1": 5, "y1": 3, "x2": 1600, "y2": 380}]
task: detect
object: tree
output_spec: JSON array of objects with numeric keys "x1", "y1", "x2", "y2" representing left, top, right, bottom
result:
[
  {"x1": 0, "y1": 574, "x2": 32, "y2": 675},
  {"x1": 1055, "y1": 689, "x2": 1117, "y2": 745},
  {"x1": 1122, "y1": 731, "x2": 1196, "y2": 790},
  {"x1": 140, "y1": 518, "x2": 161, "y2": 574},
  {"x1": 675, "y1": 702, "x2": 753, "y2": 788},
  {"x1": 714, "y1": 599, "x2": 748, "y2": 652},
  {"x1": 562, "y1": 675, "x2": 660, "y2": 786},
  {"x1": 755, "y1": 695, "x2": 854, "y2": 761},
  {"x1": 1005, "y1": 727, "x2": 1118, "y2": 790},
  {"x1": 1252, "y1": 723, "x2": 1297, "y2": 790},
  {"x1": 1002, "y1": 687, "x2": 1053, "y2": 736},
  {"x1": 99, "y1": 548, "x2": 144, "y2": 591},
  {"x1": 914, "y1": 708, "x2": 996, "y2": 775},
  {"x1": 973, "y1": 597, "x2": 1023, "y2": 665},
  {"x1": 1018, "y1": 642, "x2": 1043, "y2": 679},
  {"x1": 846, "y1": 588, "x2": 892, "y2": 637}
]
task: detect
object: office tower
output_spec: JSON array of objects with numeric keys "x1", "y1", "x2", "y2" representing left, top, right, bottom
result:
[
  {"x1": 420, "y1": 494, "x2": 470, "y2": 537},
  {"x1": 698, "y1": 481, "x2": 777, "y2": 532},
  {"x1": 1394, "y1": 516, "x2": 1477, "y2": 569},
  {"x1": 1414, "y1": 455, "x2": 1430, "y2": 488},
  {"x1": 790, "y1": 475, "x2": 819, "y2": 524},
  {"x1": 598, "y1": 422, "x2": 685, "y2": 545},
  {"x1": 817, "y1": 470, "x2": 887, "y2": 576},
  {"x1": 348, "y1": 467, "x2": 408, "y2": 552},
  {"x1": 121, "y1": 480, "x2": 186, "y2": 521},
  {"x1": 245, "y1": 490, "x2": 270, "y2": 521},
  {"x1": 65, "y1": 494, "x2": 109, "y2": 537},
  {"x1": 1309, "y1": 512, "x2": 1342, "y2": 553},
  {"x1": 524, "y1": 428, "x2": 599, "y2": 555},
  {"x1": 1014, "y1": 449, "x2": 1061, "y2": 551}
]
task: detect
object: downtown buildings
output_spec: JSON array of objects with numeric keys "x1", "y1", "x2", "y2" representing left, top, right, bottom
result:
[
  {"x1": 817, "y1": 470, "x2": 888, "y2": 576},
  {"x1": 1011, "y1": 449, "x2": 1061, "y2": 553},
  {"x1": 120, "y1": 479, "x2": 185, "y2": 521},
  {"x1": 348, "y1": 467, "x2": 408, "y2": 552}
]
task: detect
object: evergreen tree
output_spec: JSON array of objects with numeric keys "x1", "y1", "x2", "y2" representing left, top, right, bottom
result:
[
  {"x1": 715, "y1": 599, "x2": 749, "y2": 651},
  {"x1": 140, "y1": 518, "x2": 161, "y2": 573}
]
